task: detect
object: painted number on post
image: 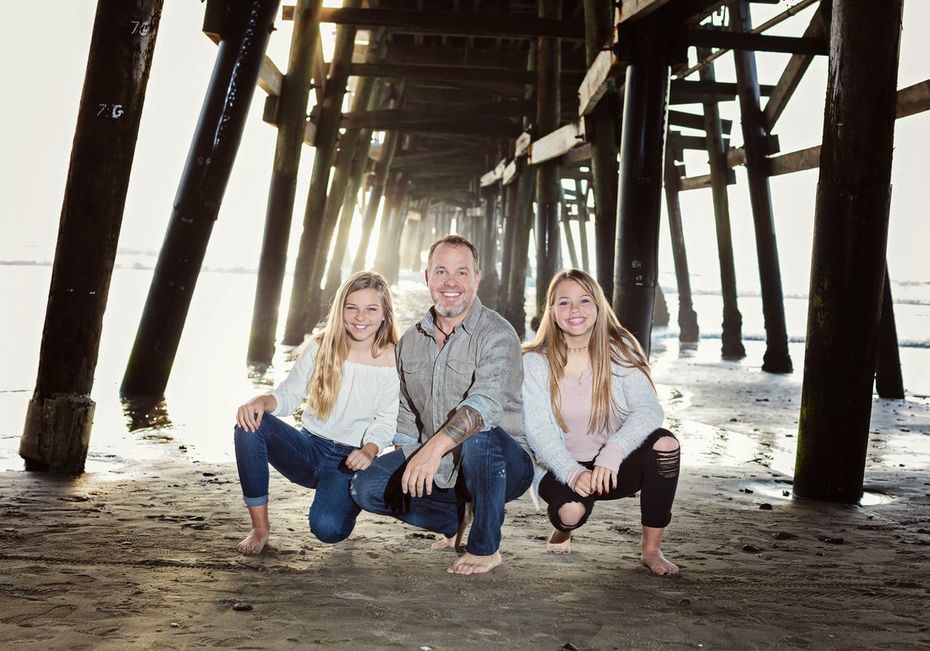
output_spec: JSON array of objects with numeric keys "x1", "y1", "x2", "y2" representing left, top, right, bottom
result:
[{"x1": 97, "y1": 104, "x2": 125, "y2": 119}]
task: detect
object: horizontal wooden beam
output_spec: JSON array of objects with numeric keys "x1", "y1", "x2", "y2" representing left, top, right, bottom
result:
[
  {"x1": 529, "y1": 120, "x2": 586, "y2": 166},
  {"x1": 340, "y1": 99, "x2": 533, "y2": 129},
  {"x1": 896, "y1": 79, "x2": 930, "y2": 119},
  {"x1": 670, "y1": 79, "x2": 774, "y2": 103},
  {"x1": 578, "y1": 48, "x2": 619, "y2": 116},
  {"x1": 349, "y1": 62, "x2": 533, "y2": 84},
  {"x1": 282, "y1": 6, "x2": 585, "y2": 40},
  {"x1": 685, "y1": 28, "x2": 828, "y2": 56},
  {"x1": 669, "y1": 109, "x2": 733, "y2": 134}
]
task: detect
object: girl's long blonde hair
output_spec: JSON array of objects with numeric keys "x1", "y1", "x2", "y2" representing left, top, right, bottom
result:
[
  {"x1": 301, "y1": 271, "x2": 398, "y2": 421},
  {"x1": 522, "y1": 269, "x2": 654, "y2": 434}
]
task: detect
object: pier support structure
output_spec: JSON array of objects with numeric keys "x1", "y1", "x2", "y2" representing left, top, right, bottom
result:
[
  {"x1": 583, "y1": 0, "x2": 620, "y2": 298},
  {"x1": 730, "y1": 0, "x2": 792, "y2": 373},
  {"x1": 247, "y1": 0, "x2": 323, "y2": 367},
  {"x1": 533, "y1": 0, "x2": 562, "y2": 325},
  {"x1": 122, "y1": 0, "x2": 279, "y2": 396},
  {"x1": 21, "y1": 0, "x2": 164, "y2": 471},
  {"x1": 612, "y1": 14, "x2": 670, "y2": 355},
  {"x1": 700, "y1": 50, "x2": 746, "y2": 359},
  {"x1": 795, "y1": 0, "x2": 904, "y2": 502}
]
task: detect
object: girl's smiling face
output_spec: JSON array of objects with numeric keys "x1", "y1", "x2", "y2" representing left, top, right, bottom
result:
[
  {"x1": 552, "y1": 279, "x2": 598, "y2": 340},
  {"x1": 342, "y1": 287, "x2": 384, "y2": 344}
]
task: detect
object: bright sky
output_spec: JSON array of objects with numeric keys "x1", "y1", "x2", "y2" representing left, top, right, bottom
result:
[{"x1": 0, "y1": 1, "x2": 927, "y2": 295}]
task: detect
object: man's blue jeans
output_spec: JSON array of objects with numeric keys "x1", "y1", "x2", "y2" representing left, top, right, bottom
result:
[
  {"x1": 233, "y1": 414, "x2": 361, "y2": 544},
  {"x1": 350, "y1": 428, "x2": 533, "y2": 556}
]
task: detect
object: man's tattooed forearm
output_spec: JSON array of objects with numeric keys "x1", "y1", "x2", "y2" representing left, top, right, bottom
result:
[{"x1": 442, "y1": 405, "x2": 485, "y2": 443}]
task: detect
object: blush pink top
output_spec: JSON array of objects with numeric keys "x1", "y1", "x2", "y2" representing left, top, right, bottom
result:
[{"x1": 558, "y1": 370, "x2": 623, "y2": 488}]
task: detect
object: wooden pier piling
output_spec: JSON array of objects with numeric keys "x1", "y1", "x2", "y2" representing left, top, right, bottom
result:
[
  {"x1": 122, "y1": 0, "x2": 279, "y2": 396},
  {"x1": 795, "y1": 0, "x2": 904, "y2": 502},
  {"x1": 21, "y1": 0, "x2": 164, "y2": 471}
]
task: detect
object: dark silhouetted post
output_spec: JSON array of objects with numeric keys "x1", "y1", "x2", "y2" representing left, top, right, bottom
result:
[
  {"x1": 612, "y1": 15, "x2": 670, "y2": 355},
  {"x1": 282, "y1": 1, "x2": 361, "y2": 344},
  {"x1": 122, "y1": 0, "x2": 280, "y2": 396},
  {"x1": 663, "y1": 146, "x2": 699, "y2": 342},
  {"x1": 247, "y1": 0, "x2": 323, "y2": 368},
  {"x1": 574, "y1": 179, "x2": 591, "y2": 273},
  {"x1": 583, "y1": 0, "x2": 619, "y2": 297},
  {"x1": 478, "y1": 185, "x2": 500, "y2": 309},
  {"x1": 534, "y1": 0, "x2": 562, "y2": 325},
  {"x1": 875, "y1": 269, "x2": 904, "y2": 399},
  {"x1": 795, "y1": 0, "x2": 904, "y2": 502},
  {"x1": 700, "y1": 49, "x2": 746, "y2": 360},
  {"x1": 21, "y1": 0, "x2": 164, "y2": 472},
  {"x1": 730, "y1": 0, "x2": 792, "y2": 373}
]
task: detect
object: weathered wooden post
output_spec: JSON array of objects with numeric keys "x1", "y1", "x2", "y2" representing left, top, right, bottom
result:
[
  {"x1": 560, "y1": 189, "x2": 580, "y2": 269},
  {"x1": 247, "y1": 0, "x2": 323, "y2": 368},
  {"x1": 795, "y1": 0, "x2": 904, "y2": 502},
  {"x1": 534, "y1": 0, "x2": 562, "y2": 325},
  {"x1": 121, "y1": 0, "x2": 280, "y2": 396},
  {"x1": 351, "y1": 121, "x2": 402, "y2": 275},
  {"x1": 282, "y1": 1, "x2": 361, "y2": 344},
  {"x1": 700, "y1": 49, "x2": 746, "y2": 360},
  {"x1": 21, "y1": 0, "x2": 164, "y2": 471},
  {"x1": 372, "y1": 172, "x2": 408, "y2": 284},
  {"x1": 574, "y1": 179, "x2": 591, "y2": 273},
  {"x1": 663, "y1": 145, "x2": 699, "y2": 342},
  {"x1": 323, "y1": 142, "x2": 375, "y2": 301},
  {"x1": 583, "y1": 0, "x2": 620, "y2": 298},
  {"x1": 503, "y1": 163, "x2": 537, "y2": 338},
  {"x1": 730, "y1": 0, "x2": 792, "y2": 373},
  {"x1": 875, "y1": 269, "x2": 904, "y2": 398},
  {"x1": 611, "y1": 14, "x2": 670, "y2": 355},
  {"x1": 477, "y1": 185, "x2": 500, "y2": 309}
]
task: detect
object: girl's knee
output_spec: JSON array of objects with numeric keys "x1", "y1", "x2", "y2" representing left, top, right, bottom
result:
[
  {"x1": 557, "y1": 502, "x2": 586, "y2": 528},
  {"x1": 652, "y1": 434, "x2": 679, "y2": 453}
]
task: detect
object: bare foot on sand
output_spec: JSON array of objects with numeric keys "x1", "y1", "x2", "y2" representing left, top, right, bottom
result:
[
  {"x1": 546, "y1": 529, "x2": 572, "y2": 554},
  {"x1": 432, "y1": 502, "x2": 473, "y2": 551},
  {"x1": 447, "y1": 551, "x2": 502, "y2": 575},
  {"x1": 641, "y1": 549, "x2": 679, "y2": 575},
  {"x1": 237, "y1": 528, "x2": 269, "y2": 554},
  {"x1": 430, "y1": 535, "x2": 456, "y2": 551}
]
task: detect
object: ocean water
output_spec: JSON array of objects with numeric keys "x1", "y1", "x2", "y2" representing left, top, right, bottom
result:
[{"x1": 1, "y1": 261, "x2": 928, "y2": 473}]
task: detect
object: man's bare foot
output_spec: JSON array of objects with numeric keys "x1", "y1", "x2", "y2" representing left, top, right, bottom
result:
[
  {"x1": 641, "y1": 549, "x2": 679, "y2": 575},
  {"x1": 546, "y1": 529, "x2": 572, "y2": 554},
  {"x1": 447, "y1": 551, "x2": 502, "y2": 575},
  {"x1": 237, "y1": 528, "x2": 269, "y2": 554},
  {"x1": 430, "y1": 535, "x2": 456, "y2": 551},
  {"x1": 432, "y1": 502, "x2": 474, "y2": 551}
]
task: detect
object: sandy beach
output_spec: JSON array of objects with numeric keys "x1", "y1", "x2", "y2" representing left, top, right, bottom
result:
[{"x1": 2, "y1": 335, "x2": 928, "y2": 650}]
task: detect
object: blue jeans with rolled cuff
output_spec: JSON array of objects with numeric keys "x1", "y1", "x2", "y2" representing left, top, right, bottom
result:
[
  {"x1": 350, "y1": 427, "x2": 534, "y2": 556},
  {"x1": 233, "y1": 413, "x2": 361, "y2": 544}
]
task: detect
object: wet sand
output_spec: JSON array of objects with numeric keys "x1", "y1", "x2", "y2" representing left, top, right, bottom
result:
[{"x1": 2, "y1": 345, "x2": 929, "y2": 650}]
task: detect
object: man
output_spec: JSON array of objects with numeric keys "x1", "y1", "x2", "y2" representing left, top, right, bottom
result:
[{"x1": 351, "y1": 234, "x2": 534, "y2": 575}]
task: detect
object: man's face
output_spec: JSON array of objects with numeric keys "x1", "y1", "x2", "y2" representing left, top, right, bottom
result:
[{"x1": 425, "y1": 243, "x2": 481, "y2": 319}]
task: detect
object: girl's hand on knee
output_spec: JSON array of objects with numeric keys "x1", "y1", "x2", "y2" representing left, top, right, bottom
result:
[
  {"x1": 572, "y1": 470, "x2": 594, "y2": 497},
  {"x1": 591, "y1": 465, "x2": 617, "y2": 495},
  {"x1": 346, "y1": 442, "x2": 379, "y2": 471},
  {"x1": 236, "y1": 395, "x2": 275, "y2": 432}
]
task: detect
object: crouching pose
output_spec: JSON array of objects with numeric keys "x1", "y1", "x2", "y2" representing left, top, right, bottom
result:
[
  {"x1": 351, "y1": 235, "x2": 534, "y2": 575},
  {"x1": 233, "y1": 271, "x2": 399, "y2": 553},
  {"x1": 522, "y1": 269, "x2": 680, "y2": 575}
]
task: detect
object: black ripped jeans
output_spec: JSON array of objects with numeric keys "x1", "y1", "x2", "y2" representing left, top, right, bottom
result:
[{"x1": 538, "y1": 428, "x2": 680, "y2": 532}]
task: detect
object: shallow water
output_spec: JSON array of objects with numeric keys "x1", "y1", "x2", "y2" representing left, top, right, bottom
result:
[{"x1": 1, "y1": 263, "x2": 928, "y2": 473}]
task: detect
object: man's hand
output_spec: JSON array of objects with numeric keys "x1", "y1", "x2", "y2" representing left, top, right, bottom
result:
[
  {"x1": 572, "y1": 470, "x2": 594, "y2": 498},
  {"x1": 591, "y1": 465, "x2": 618, "y2": 496},
  {"x1": 401, "y1": 432, "x2": 457, "y2": 497},
  {"x1": 236, "y1": 395, "x2": 277, "y2": 432},
  {"x1": 346, "y1": 442, "x2": 379, "y2": 472}
]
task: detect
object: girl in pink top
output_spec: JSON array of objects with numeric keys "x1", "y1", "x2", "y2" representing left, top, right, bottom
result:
[{"x1": 522, "y1": 269, "x2": 680, "y2": 575}]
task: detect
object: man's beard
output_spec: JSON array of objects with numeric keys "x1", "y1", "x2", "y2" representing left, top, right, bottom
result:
[{"x1": 435, "y1": 300, "x2": 468, "y2": 318}]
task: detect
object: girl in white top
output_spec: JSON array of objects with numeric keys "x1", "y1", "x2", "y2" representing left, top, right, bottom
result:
[
  {"x1": 233, "y1": 271, "x2": 399, "y2": 554},
  {"x1": 522, "y1": 269, "x2": 680, "y2": 575}
]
